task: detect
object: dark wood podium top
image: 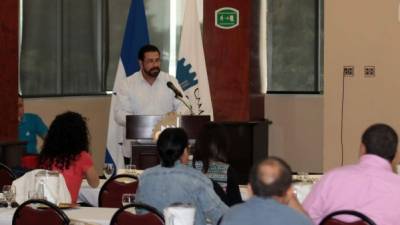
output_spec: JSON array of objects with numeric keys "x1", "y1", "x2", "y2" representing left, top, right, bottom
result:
[{"x1": 126, "y1": 115, "x2": 211, "y2": 139}]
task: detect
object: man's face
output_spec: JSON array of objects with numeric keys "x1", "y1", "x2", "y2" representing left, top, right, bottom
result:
[{"x1": 140, "y1": 51, "x2": 161, "y2": 78}]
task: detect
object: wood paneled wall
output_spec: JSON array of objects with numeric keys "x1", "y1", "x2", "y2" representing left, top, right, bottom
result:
[
  {"x1": 0, "y1": 0, "x2": 18, "y2": 140},
  {"x1": 204, "y1": 1, "x2": 251, "y2": 121}
]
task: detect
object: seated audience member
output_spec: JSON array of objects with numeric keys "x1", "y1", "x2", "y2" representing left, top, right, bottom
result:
[
  {"x1": 18, "y1": 95, "x2": 48, "y2": 154},
  {"x1": 135, "y1": 128, "x2": 228, "y2": 225},
  {"x1": 303, "y1": 123, "x2": 400, "y2": 225},
  {"x1": 38, "y1": 111, "x2": 99, "y2": 203},
  {"x1": 220, "y1": 157, "x2": 312, "y2": 225},
  {"x1": 192, "y1": 125, "x2": 242, "y2": 206}
]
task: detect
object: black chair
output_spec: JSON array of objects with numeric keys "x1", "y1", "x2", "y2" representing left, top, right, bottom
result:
[
  {"x1": 319, "y1": 210, "x2": 377, "y2": 225},
  {"x1": 0, "y1": 162, "x2": 16, "y2": 190},
  {"x1": 12, "y1": 199, "x2": 70, "y2": 225},
  {"x1": 98, "y1": 174, "x2": 138, "y2": 208},
  {"x1": 109, "y1": 202, "x2": 164, "y2": 225}
]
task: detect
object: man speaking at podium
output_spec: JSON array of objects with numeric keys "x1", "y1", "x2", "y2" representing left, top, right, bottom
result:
[{"x1": 114, "y1": 44, "x2": 189, "y2": 163}]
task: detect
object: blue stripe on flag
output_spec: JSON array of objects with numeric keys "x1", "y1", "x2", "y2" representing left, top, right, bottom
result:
[
  {"x1": 121, "y1": 0, "x2": 149, "y2": 77},
  {"x1": 105, "y1": 0, "x2": 150, "y2": 169}
]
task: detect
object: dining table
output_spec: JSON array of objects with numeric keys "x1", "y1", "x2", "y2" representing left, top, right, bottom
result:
[{"x1": 78, "y1": 172, "x2": 321, "y2": 206}]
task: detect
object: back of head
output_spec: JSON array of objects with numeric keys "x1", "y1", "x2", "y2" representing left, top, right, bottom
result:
[
  {"x1": 40, "y1": 111, "x2": 89, "y2": 169},
  {"x1": 138, "y1": 44, "x2": 160, "y2": 61},
  {"x1": 193, "y1": 125, "x2": 229, "y2": 173},
  {"x1": 249, "y1": 157, "x2": 292, "y2": 198},
  {"x1": 157, "y1": 128, "x2": 188, "y2": 168},
  {"x1": 362, "y1": 123, "x2": 398, "y2": 162}
]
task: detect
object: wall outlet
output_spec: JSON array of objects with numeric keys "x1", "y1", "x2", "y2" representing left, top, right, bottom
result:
[
  {"x1": 343, "y1": 66, "x2": 354, "y2": 77},
  {"x1": 364, "y1": 66, "x2": 376, "y2": 77}
]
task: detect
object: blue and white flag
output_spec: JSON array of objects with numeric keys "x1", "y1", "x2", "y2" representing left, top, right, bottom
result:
[
  {"x1": 176, "y1": 0, "x2": 213, "y2": 119},
  {"x1": 105, "y1": 0, "x2": 149, "y2": 169}
]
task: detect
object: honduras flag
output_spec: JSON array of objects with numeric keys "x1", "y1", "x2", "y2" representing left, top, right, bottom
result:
[
  {"x1": 176, "y1": 0, "x2": 213, "y2": 119},
  {"x1": 105, "y1": 0, "x2": 149, "y2": 169}
]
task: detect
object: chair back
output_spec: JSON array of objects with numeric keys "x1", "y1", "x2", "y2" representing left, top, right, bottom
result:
[
  {"x1": 319, "y1": 210, "x2": 377, "y2": 225},
  {"x1": 109, "y1": 203, "x2": 164, "y2": 225},
  {"x1": 12, "y1": 199, "x2": 70, "y2": 225},
  {"x1": 98, "y1": 174, "x2": 138, "y2": 208},
  {"x1": 0, "y1": 162, "x2": 16, "y2": 190},
  {"x1": 20, "y1": 155, "x2": 39, "y2": 169}
]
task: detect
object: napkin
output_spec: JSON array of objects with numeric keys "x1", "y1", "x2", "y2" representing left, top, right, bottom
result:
[
  {"x1": 12, "y1": 169, "x2": 71, "y2": 204},
  {"x1": 164, "y1": 204, "x2": 196, "y2": 225}
]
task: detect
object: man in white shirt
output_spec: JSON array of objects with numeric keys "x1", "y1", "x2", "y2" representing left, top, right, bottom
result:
[{"x1": 114, "y1": 44, "x2": 188, "y2": 162}]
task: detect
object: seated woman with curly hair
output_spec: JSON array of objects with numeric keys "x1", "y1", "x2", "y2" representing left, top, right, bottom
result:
[{"x1": 39, "y1": 111, "x2": 99, "y2": 203}]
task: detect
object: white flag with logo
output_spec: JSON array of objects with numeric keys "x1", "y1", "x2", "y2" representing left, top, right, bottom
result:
[{"x1": 176, "y1": 0, "x2": 213, "y2": 119}]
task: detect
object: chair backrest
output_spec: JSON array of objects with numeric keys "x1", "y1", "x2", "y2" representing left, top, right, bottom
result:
[
  {"x1": 12, "y1": 199, "x2": 70, "y2": 225},
  {"x1": 319, "y1": 210, "x2": 377, "y2": 225},
  {"x1": 98, "y1": 174, "x2": 138, "y2": 208},
  {"x1": 0, "y1": 162, "x2": 16, "y2": 190},
  {"x1": 109, "y1": 203, "x2": 164, "y2": 225}
]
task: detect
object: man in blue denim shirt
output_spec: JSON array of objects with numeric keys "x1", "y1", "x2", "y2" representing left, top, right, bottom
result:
[{"x1": 135, "y1": 128, "x2": 228, "y2": 225}]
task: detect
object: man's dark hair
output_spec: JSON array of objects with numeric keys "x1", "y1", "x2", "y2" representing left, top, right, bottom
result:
[
  {"x1": 157, "y1": 128, "x2": 188, "y2": 168},
  {"x1": 138, "y1": 44, "x2": 160, "y2": 61},
  {"x1": 362, "y1": 123, "x2": 398, "y2": 162},
  {"x1": 249, "y1": 157, "x2": 292, "y2": 198}
]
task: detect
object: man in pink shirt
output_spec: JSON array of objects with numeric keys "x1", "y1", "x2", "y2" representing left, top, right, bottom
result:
[{"x1": 303, "y1": 123, "x2": 400, "y2": 225}]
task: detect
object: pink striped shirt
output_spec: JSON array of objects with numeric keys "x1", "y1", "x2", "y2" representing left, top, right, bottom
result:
[{"x1": 303, "y1": 154, "x2": 400, "y2": 225}]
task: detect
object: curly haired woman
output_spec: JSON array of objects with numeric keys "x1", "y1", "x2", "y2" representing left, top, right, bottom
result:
[{"x1": 39, "y1": 111, "x2": 99, "y2": 203}]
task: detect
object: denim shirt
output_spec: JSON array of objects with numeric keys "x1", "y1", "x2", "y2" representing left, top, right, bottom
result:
[
  {"x1": 136, "y1": 162, "x2": 228, "y2": 225},
  {"x1": 220, "y1": 197, "x2": 313, "y2": 225}
]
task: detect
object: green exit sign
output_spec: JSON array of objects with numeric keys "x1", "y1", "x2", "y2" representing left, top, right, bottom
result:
[{"x1": 215, "y1": 7, "x2": 239, "y2": 29}]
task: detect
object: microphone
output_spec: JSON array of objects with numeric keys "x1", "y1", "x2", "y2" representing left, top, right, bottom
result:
[{"x1": 167, "y1": 81, "x2": 183, "y2": 98}]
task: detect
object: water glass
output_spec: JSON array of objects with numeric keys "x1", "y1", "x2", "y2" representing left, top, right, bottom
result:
[
  {"x1": 125, "y1": 164, "x2": 136, "y2": 175},
  {"x1": 297, "y1": 172, "x2": 309, "y2": 183},
  {"x1": 121, "y1": 193, "x2": 135, "y2": 206},
  {"x1": 103, "y1": 163, "x2": 115, "y2": 179},
  {"x1": 2, "y1": 185, "x2": 16, "y2": 208}
]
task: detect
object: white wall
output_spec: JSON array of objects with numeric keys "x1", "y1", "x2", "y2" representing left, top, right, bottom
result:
[
  {"x1": 323, "y1": 0, "x2": 400, "y2": 170},
  {"x1": 266, "y1": 94, "x2": 323, "y2": 172}
]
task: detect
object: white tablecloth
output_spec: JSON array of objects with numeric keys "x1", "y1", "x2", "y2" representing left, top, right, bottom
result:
[
  {"x1": 78, "y1": 179, "x2": 106, "y2": 207},
  {"x1": 240, "y1": 183, "x2": 313, "y2": 203},
  {"x1": 293, "y1": 182, "x2": 313, "y2": 203},
  {"x1": 0, "y1": 207, "x2": 118, "y2": 225}
]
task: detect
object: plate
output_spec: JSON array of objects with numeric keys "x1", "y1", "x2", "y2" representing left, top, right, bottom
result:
[
  {"x1": 36, "y1": 203, "x2": 78, "y2": 209},
  {"x1": 58, "y1": 203, "x2": 79, "y2": 209}
]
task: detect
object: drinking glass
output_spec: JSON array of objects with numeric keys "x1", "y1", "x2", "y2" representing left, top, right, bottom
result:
[
  {"x1": 297, "y1": 172, "x2": 309, "y2": 183},
  {"x1": 125, "y1": 164, "x2": 137, "y2": 175},
  {"x1": 103, "y1": 163, "x2": 115, "y2": 179},
  {"x1": 2, "y1": 185, "x2": 16, "y2": 208},
  {"x1": 121, "y1": 193, "x2": 135, "y2": 206}
]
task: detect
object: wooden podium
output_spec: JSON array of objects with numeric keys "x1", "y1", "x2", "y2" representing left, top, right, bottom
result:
[
  {"x1": 126, "y1": 115, "x2": 270, "y2": 183},
  {"x1": 126, "y1": 115, "x2": 211, "y2": 169}
]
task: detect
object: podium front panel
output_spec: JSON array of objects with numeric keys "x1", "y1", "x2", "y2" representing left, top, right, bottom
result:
[{"x1": 126, "y1": 115, "x2": 163, "y2": 139}]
